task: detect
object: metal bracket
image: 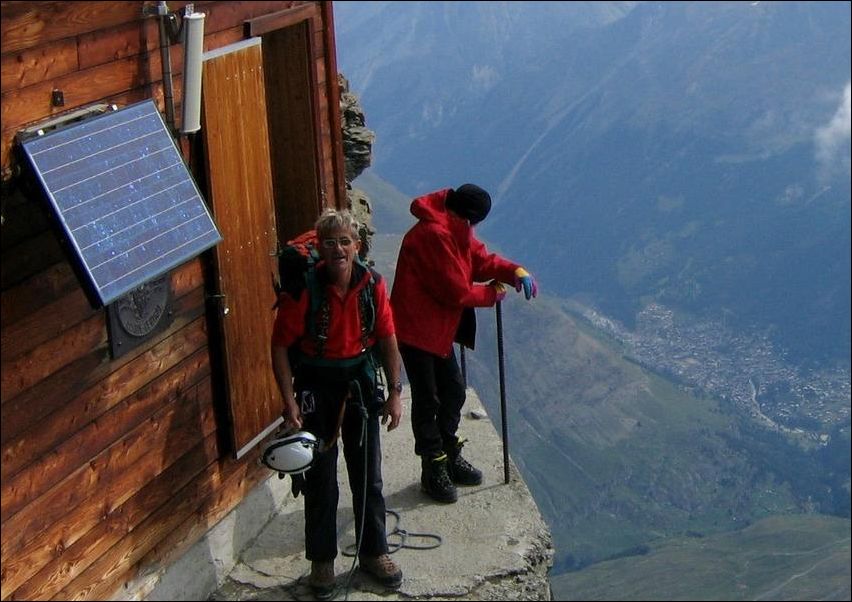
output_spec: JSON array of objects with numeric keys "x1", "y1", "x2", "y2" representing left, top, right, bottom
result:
[
  {"x1": 142, "y1": 2, "x2": 189, "y2": 41},
  {"x1": 15, "y1": 104, "x2": 116, "y2": 142}
]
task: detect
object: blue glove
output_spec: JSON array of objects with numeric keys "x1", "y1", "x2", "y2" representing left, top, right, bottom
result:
[{"x1": 514, "y1": 267, "x2": 538, "y2": 300}]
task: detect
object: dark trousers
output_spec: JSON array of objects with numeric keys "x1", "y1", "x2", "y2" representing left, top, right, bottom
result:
[
  {"x1": 297, "y1": 366, "x2": 388, "y2": 562},
  {"x1": 399, "y1": 343, "x2": 466, "y2": 458}
]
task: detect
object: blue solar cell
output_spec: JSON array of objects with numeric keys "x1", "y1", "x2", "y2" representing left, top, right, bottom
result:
[{"x1": 20, "y1": 100, "x2": 222, "y2": 306}]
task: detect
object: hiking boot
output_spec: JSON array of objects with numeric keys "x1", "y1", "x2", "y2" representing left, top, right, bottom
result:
[
  {"x1": 308, "y1": 560, "x2": 335, "y2": 600},
  {"x1": 446, "y1": 440, "x2": 483, "y2": 486},
  {"x1": 421, "y1": 454, "x2": 457, "y2": 503},
  {"x1": 359, "y1": 553, "x2": 403, "y2": 588}
]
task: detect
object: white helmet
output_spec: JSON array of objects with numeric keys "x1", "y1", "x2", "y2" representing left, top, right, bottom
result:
[{"x1": 261, "y1": 431, "x2": 319, "y2": 475}]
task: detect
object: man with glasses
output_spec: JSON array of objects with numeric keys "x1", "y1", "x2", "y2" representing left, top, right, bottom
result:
[
  {"x1": 391, "y1": 184, "x2": 537, "y2": 504},
  {"x1": 271, "y1": 209, "x2": 404, "y2": 598}
]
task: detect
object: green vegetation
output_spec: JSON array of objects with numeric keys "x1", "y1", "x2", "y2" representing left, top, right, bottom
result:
[
  {"x1": 457, "y1": 296, "x2": 813, "y2": 573},
  {"x1": 551, "y1": 514, "x2": 851, "y2": 601}
]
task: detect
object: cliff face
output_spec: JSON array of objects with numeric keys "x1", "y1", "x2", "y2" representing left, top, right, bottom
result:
[
  {"x1": 340, "y1": 73, "x2": 375, "y2": 182},
  {"x1": 339, "y1": 74, "x2": 377, "y2": 254}
]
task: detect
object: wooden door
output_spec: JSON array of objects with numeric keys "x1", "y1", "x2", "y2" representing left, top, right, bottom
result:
[
  {"x1": 261, "y1": 19, "x2": 323, "y2": 243},
  {"x1": 201, "y1": 38, "x2": 282, "y2": 458}
]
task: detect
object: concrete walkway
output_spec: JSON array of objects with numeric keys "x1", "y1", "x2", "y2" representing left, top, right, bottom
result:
[{"x1": 209, "y1": 388, "x2": 553, "y2": 601}]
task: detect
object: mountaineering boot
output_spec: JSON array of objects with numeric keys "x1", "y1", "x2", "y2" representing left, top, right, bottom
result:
[
  {"x1": 308, "y1": 560, "x2": 336, "y2": 600},
  {"x1": 420, "y1": 453, "x2": 458, "y2": 503},
  {"x1": 359, "y1": 553, "x2": 403, "y2": 588},
  {"x1": 446, "y1": 439, "x2": 483, "y2": 486}
]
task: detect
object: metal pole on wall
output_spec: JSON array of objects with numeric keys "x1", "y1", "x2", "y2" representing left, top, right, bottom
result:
[
  {"x1": 496, "y1": 301, "x2": 510, "y2": 484},
  {"x1": 156, "y1": 2, "x2": 177, "y2": 133}
]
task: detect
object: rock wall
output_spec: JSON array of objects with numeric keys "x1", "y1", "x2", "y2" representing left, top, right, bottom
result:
[{"x1": 339, "y1": 74, "x2": 377, "y2": 257}]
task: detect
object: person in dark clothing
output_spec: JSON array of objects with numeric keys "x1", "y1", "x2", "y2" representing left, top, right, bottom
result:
[
  {"x1": 271, "y1": 209, "x2": 404, "y2": 599},
  {"x1": 390, "y1": 184, "x2": 537, "y2": 503}
]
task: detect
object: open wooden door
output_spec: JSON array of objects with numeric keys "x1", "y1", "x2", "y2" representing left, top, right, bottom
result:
[
  {"x1": 260, "y1": 18, "x2": 323, "y2": 243},
  {"x1": 201, "y1": 38, "x2": 282, "y2": 458}
]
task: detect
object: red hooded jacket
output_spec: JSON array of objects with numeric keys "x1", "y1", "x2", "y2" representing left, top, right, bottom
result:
[{"x1": 390, "y1": 189, "x2": 519, "y2": 357}]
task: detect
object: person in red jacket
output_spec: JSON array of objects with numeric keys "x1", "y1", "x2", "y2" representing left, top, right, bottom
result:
[
  {"x1": 272, "y1": 209, "x2": 404, "y2": 598},
  {"x1": 391, "y1": 184, "x2": 537, "y2": 503}
]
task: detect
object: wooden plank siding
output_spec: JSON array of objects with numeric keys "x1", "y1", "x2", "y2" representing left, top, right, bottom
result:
[
  {"x1": 1, "y1": 264, "x2": 206, "y2": 482},
  {"x1": 0, "y1": 1, "x2": 300, "y2": 170},
  {"x1": 0, "y1": 2, "x2": 345, "y2": 599}
]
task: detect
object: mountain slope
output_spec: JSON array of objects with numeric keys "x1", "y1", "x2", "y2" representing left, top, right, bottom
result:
[
  {"x1": 342, "y1": 2, "x2": 851, "y2": 590},
  {"x1": 551, "y1": 514, "x2": 851, "y2": 601},
  {"x1": 463, "y1": 293, "x2": 797, "y2": 572},
  {"x1": 334, "y1": 0, "x2": 851, "y2": 365},
  {"x1": 361, "y1": 170, "x2": 849, "y2": 580}
]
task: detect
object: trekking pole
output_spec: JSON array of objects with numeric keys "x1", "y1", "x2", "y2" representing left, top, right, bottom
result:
[
  {"x1": 495, "y1": 300, "x2": 510, "y2": 484},
  {"x1": 459, "y1": 345, "x2": 467, "y2": 387}
]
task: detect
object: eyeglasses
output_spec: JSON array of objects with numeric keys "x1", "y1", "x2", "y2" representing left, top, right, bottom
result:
[{"x1": 321, "y1": 237, "x2": 355, "y2": 249}]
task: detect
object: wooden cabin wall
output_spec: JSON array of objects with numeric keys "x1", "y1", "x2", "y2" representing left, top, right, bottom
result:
[{"x1": 0, "y1": 2, "x2": 343, "y2": 599}]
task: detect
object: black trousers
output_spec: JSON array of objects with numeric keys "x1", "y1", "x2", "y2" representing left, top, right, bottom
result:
[
  {"x1": 399, "y1": 343, "x2": 466, "y2": 458},
  {"x1": 296, "y1": 364, "x2": 388, "y2": 562}
]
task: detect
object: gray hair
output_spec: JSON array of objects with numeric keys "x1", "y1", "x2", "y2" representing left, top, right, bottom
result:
[{"x1": 315, "y1": 208, "x2": 360, "y2": 240}]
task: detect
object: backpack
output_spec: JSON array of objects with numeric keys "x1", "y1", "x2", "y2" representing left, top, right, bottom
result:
[
  {"x1": 274, "y1": 229, "x2": 321, "y2": 298},
  {"x1": 274, "y1": 230, "x2": 378, "y2": 362}
]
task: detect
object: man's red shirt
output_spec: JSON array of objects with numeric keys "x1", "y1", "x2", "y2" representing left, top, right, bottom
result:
[{"x1": 271, "y1": 265, "x2": 394, "y2": 358}]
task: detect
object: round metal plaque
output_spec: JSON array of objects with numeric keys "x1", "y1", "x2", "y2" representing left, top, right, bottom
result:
[{"x1": 116, "y1": 276, "x2": 169, "y2": 337}]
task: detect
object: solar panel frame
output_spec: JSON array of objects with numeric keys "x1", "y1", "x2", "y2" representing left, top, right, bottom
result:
[{"x1": 20, "y1": 100, "x2": 222, "y2": 306}]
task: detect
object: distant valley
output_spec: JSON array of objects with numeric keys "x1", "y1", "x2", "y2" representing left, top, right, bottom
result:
[
  {"x1": 335, "y1": 0, "x2": 851, "y2": 594},
  {"x1": 362, "y1": 171, "x2": 851, "y2": 579},
  {"x1": 551, "y1": 514, "x2": 850, "y2": 601},
  {"x1": 574, "y1": 300, "x2": 850, "y2": 441}
]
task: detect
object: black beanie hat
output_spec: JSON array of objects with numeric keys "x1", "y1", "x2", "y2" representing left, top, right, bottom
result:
[{"x1": 446, "y1": 184, "x2": 492, "y2": 225}]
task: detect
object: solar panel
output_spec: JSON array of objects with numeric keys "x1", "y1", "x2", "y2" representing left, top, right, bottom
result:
[{"x1": 20, "y1": 100, "x2": 222, "y2": 306}]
